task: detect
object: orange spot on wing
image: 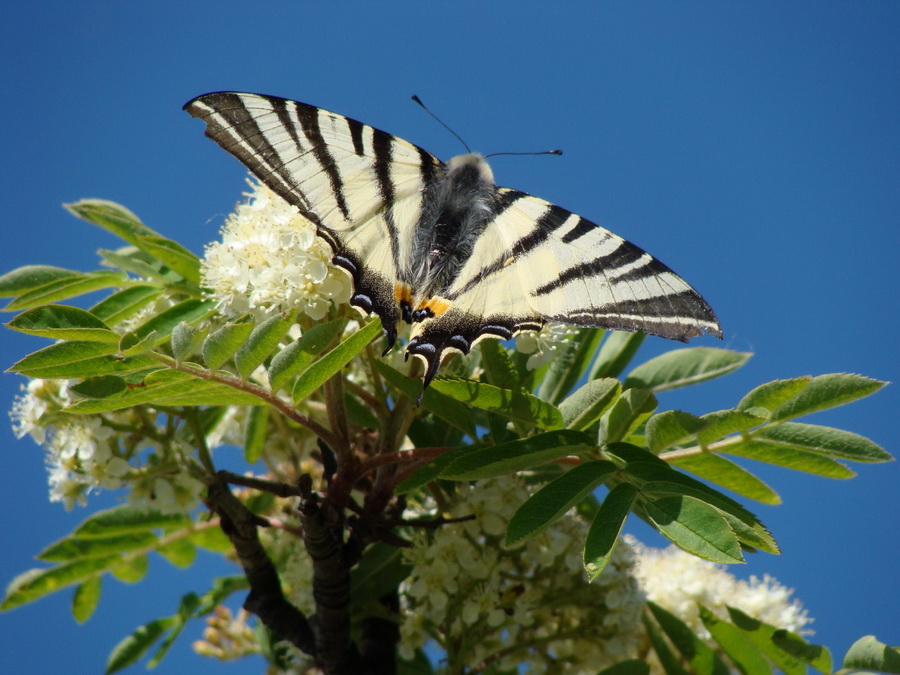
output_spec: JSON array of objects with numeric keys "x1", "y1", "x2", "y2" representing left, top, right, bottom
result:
[
  {"x1": 419, "y1": 297, "x2": 451, "y2": 317},
  {"x1": 394, "y1": 283, "x2": 412, "y2": 305}
]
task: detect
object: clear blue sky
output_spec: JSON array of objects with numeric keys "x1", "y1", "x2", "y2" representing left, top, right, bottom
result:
[{"x1": 1, "y1": 3, "x2": 897, "y2": 672}]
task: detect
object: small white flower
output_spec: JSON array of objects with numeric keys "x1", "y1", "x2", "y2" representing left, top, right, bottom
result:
[
  {"x1": 515, "y1": 323, "x2": 577, "y2": 370},
  {"x1": 9, "y1": 379, "x2": 50, "y2": 442},
  {"x1": 202, "y1": 179, "x2": 352, "y2": 321}
]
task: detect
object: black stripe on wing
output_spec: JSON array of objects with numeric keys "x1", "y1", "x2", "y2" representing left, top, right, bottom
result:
[{"x1": 185, "y1": 93, "x2": 316, "y2": 218}]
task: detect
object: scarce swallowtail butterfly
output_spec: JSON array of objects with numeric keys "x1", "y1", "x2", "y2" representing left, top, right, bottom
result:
[{"x1": 185, "y1": 92, "x2": 721, "y2": 398}]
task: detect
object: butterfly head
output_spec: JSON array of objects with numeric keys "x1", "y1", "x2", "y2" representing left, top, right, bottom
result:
[{"x1": 446, "y1": 153, "x2": 495, "y2": 188}]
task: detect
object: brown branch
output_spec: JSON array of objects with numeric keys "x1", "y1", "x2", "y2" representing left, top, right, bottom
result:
[
  {"x1": 204, "y1": 478, "x2": 316, "y2": 657},
  {"x1": 299, "y1": 487, "x2": 359, "y2": 673}
]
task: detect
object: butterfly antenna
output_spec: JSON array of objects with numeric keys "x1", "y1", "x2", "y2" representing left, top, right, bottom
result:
[
  {"x1": 484, "y1": 149, "x2": 564, "y2": 159},
  {"x1": 411, "y1": 95, "x2": 471, "y2": 154}
]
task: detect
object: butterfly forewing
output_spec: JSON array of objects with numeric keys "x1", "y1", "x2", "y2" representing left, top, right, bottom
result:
[{"x1": 185, "y1": 92, "x2": 444, "y2": 348}]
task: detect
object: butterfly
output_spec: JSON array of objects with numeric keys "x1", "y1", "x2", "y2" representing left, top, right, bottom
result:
[{"x1": 185, "y1": 92, "x2": 721, "y2": 397}]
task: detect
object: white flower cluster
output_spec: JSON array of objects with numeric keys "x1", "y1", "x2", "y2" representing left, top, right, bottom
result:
[
  {"x1": 399, "y1": 476, "x2": 644, "y2": 672},
  {"x1": 201, "y1": 179, "x2": 351, "y2": 321},
  {"x1": 632, "y1": 539, "x2": 812, "y2": 639},
  {"x1": 397, "y1": 477, "x2": 816, "y2": 671},
  {"x1": 9, "y1": 378, "x2": 208, "y2": 513},
  {"x1": 515, "y1": 323, "x2": 578, "y2": 370}
]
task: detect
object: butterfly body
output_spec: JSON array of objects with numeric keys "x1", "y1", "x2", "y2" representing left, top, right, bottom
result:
[{"x1": 185, "y1": 92, "x2": 721, "y2": 393}]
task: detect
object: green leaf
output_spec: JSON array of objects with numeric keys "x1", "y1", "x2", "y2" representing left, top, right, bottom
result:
[
  {"x1": 68, "y1": 375, "x2": 128, "y2": 399},
  {"x1": 643, "y1": 615, "x2": 690, "y2": 675},
  {"x1": 192, "y1": 576, "x2": 249, "y2": 615},
  {"x1": 599, "y1": 388, "x2": 657, "y2": 444},
  {"x1": 559, "y1": 378, "x2": 621, "y2": 431},
  {"x1": 376, "y1": 361, "x2": 475, "y2": 436},
  {"x1": 119, "y1": 298, "x2": 215, "y2": 353},
  {"x1": 234, "y1": 311, "x2": 296, "y2": 378},
  {"x1": 156, "y1": 539, "x2": 197, "y2": 568},
  {"x1": 244, "y1": 405, "x2": 269, "y2": 464},
  {"x1": 625, "y1": 348, "x2": 751, "y2": 392},
  {"x1": 771, "y1": 631, "x2": 833, "y2": 674},
  {"x1": 8, "y1": 341, "x2": 156, "y2": 379},
  {"x1": 188, "y1": 527, "x2": 231, "y2": 553},
  {"x1": 4, "y1": 270, "x2": 126, "y2": 311},
  {"x1": 537, "y1": 326, "x2": 606, "y2": 404},
  {"x1": 268, "y1": 317, "x2": 347, "y2": 391},
  {"x1": 738, "y1": 377, "x2": 812, "y2": 413},
  {"x1": 67, "y1": 199, "x2": 157, "y2": 242},
  {"x1": 350, "y1": 542, "x2": 413, "y2": 607},
  {"x1": 1, "y1": 556, "x2": 120, "y2": 610},
  {"x1": 292, "y1": 318, "x2": 381, "y2": 402},
  {"x1": 0, "y1": 265, "x2": 82, "y2": 297},
  {"x1": 725, "y1": 607, "x2": 808, "y2": 675},
  {"x1": 74, "y1": 505, "x2": 191, "y2": 536},
  {"x1": 72, "y1": 576, "x2": 102, "y2": 623},
  {"x1": 201, "y1": 320, "x2": 254, "y2": 369},
  {"x1": 648, "y1": 601, "x2": 730, "y2": 675},
  {"x1": 754, "y1": 422, "x2": 891, "y2": 463},
  {"x1": 696, "y1": 409, "x2": 767, "y2": 446},
  {"x1": 392, "y1": 447, "x2": 475, "y2": 495},
  {"x1": 597, "y1": 659, "x2": 650, "y2": 675},
  {"x1": 604, "y1": 441, "x2": 669, "y2": 467},
  {"x1": 39, "y1": 532, "x2": 159, "y2": 561},
  {"x1": 646, "y1": 410, "x2": 709, "y2": 453},
  {"x1": 6, "y1": 304, "x2": 119, "y2": 343},
  {"x1": 843, "y1": 635, "x2": 900, "y2": 674},
  {"x1": 725, "y1": 441, "x2": 855, "y2": 479},
  {"x1": 442, "y1": 430, "x2": 594, "y2": 481},
  {"x1": 147, "y1": 601, "x2": 193, "y2": 668},
  {"x1": 507, "y1": 460, "x2": 617, "y2": 546},
  {"x1": 628, "y1": 464, "x2": 778, "y2": 554},
  {"x1": 344, "y1": 390, "x2": 380, "y2": 428},
  {"x1": 65, "y1": 369, "x2": 261, "y2": 413},
  {"x1": 590, "y1": 330, "x2": 645, "y2": 379},
  {"x1": 430, "y1": 378, "x2": 564, "y2": 431},
  {"x1": 769, "y1": 373, "x2": 887, "y2": 422},
  {"x1": 479, "y1": 339, "x2": 518, "y2": 390},
  {"x1": 699, "y1": 606, "x2": 771, "y2": 675},
  {"x1": 671, "y1": 453, "x2": 781, "y2": 505},
  {"x1": 171, "y1": 322, "x2": 203, "y2": 363},
  {"x1": 109, "y1": 553, "x2": 149, "y2": 583},
  {"x1": 584, "y1": 482, "x2": 637, "y2": 581},
  {"x1": 98, "y1": 246, "x2": 177, "y2": 283},
  {"x1": 119, "y1": 329, "x2": 158, "y2": 357},
  {"x1": 89, "y1": 285, "x2": 163, "y2": 326},
  {"x1": 105, "y1": 618, "x2": 172, "y2": 674},
  {"x1": 643, "y1": 493, "x2": 744, "y2": 563},
  {"x1": 135, "y1": 235, "x2": 201, "y2": 284},
  {"x1": 66, "y1": 199, "x2": 200, "y2": 283}
]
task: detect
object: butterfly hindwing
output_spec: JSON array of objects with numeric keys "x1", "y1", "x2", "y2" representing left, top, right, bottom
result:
[{"x1": 407, "y1": 189, "x2": 721, "y2": 386}]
